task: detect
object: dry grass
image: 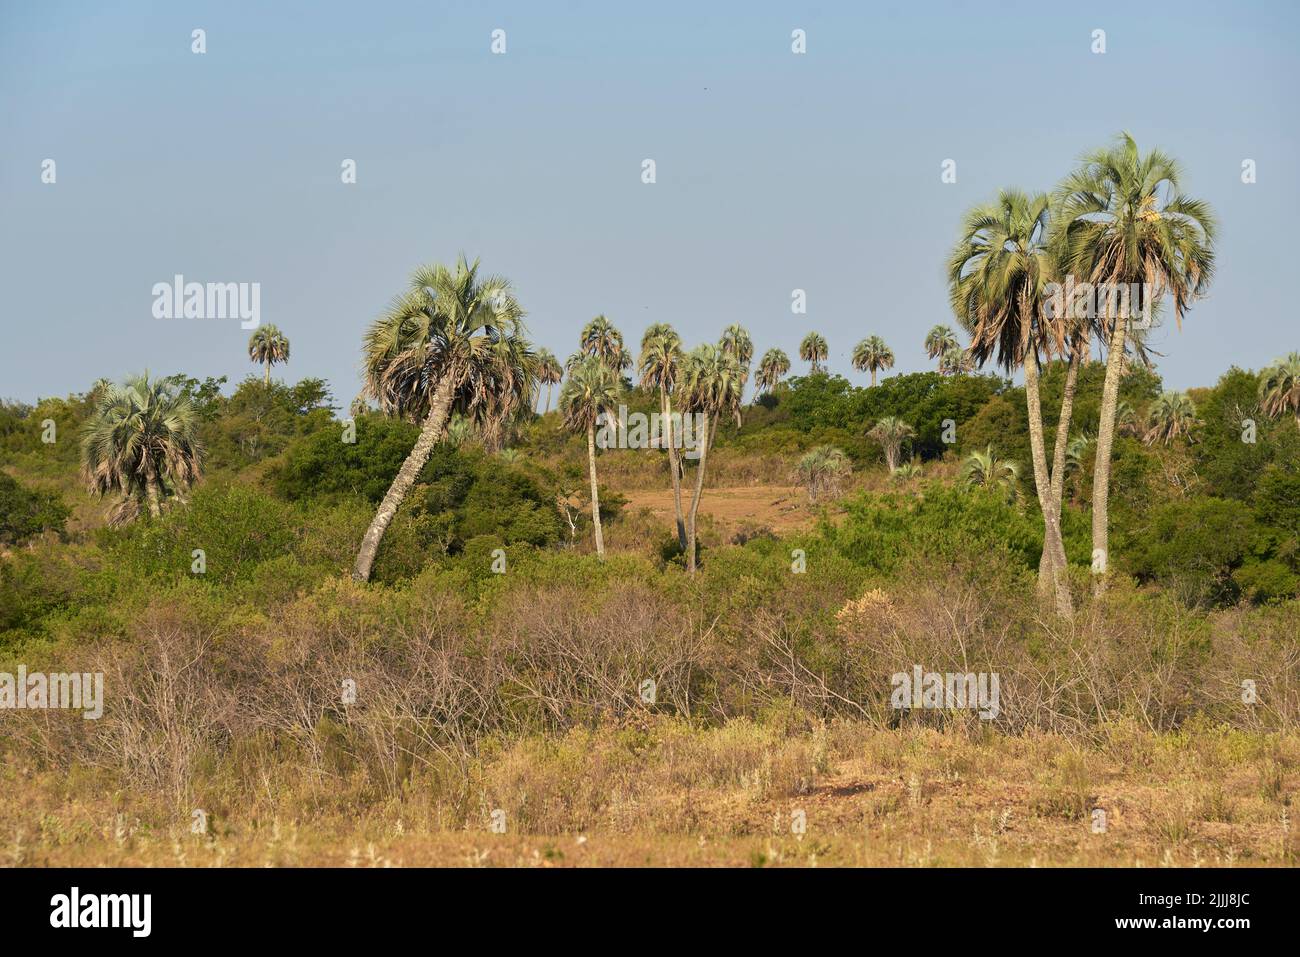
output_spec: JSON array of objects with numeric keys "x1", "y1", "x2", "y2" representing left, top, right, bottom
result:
[{"x1": 4, "y1": 719, "x2": 1295, "y2": 867}]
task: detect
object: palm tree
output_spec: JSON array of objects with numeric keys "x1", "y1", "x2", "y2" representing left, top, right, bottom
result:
[
  {"x1": 719, "y1": 324, "x2": 754, "y2": 387},
  {"x1": 639, "y1": 323, "x2": 687, "y2": 548},
  {"x1": 891, "y1": 461, "x2": 923, "y2": 482},
  {"x1": 962, "y1": 446, "x2": 1020, "y2": 501},
  {"x1": 248, "y1": 325, "x2": 290, "y2": 385},
  {"x1": 1143, "y1": 391, "x2": 1199, "y2": 446},
  {"x1": 536, "y1": 349, "x2": 563, "y2": 414},
  {"x1": 579, "y1": 315, "x2": 631, "y2": 372},
  {"x1": 679, "y1": 344, "x2": 744, "y2": 573},
  {"x1": 755, "y1": 348, "x2": 791, "y2": 395},
  {"x1": 938, "y1": 344, "x2": 974, "y2": 376},
  {"x1": 81, "y1": 374, "x2": 204, "y2": 522},
  {"x1": 1259, "y1": 353, "x2": 1300, "y2": 426},
  {"x1": 559, "y1": 356, "x2": 623, "y2": 559},
  {"x1": 799, "y1": 332, "x2": 828, "y2": 373},
  {"x1": 949, "y1": 188, "x2": 1072, "y2": 616},
  {"x1": 867, "y1": 416, "x2": 914, "y2": 472},
  {"x1": 352, "y1": 256, "x2": 532, "y2": 581},
  {"x1": 797, "y1": 445, "x2": 850, "y2": 502},
  {"x1": 925, "y1": 325, "x2": 959, "y2": 370},
  {"x1": 443, "y1": 413, "x2": 473, "y2": 448},
  {"x1": 852, "y1": 336, "x2": 895, "y2": 387},
  {"x1": 1055, "y1": 133, "x2": 1216, "y2": 584}
]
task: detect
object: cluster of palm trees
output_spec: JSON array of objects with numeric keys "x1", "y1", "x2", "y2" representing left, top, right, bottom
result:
[
  {"x1": 947, "y1": 132, "x2": 1217, "y2": 618},
  {"x1": 77, "y1": 137, "x2": 1300, "y2": 611},
  {"x1": 558, "y1": 318, "x2": 746, "y2": 571}
]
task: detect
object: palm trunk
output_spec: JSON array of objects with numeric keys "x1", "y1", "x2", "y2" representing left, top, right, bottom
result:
[
  {"x1": 544, "y1": 382, "x2": 553, "y2": 415},
  {"x1": 587, "y1": 423, "x2": 604, "y2": 559},
  {"x1": 871, "y1": 369, "x2": 878, "y2": 387},
  {"x1": 264, "y1": 361, "x2": 271, "y2": 386},
  {"x1": 1091, "y1": 313, "x2": 1128, "y2": 591},
  {"x1": 352, "y1": 377, "x2": 455, "y2": 581},
  {"x1": 1023, "y1": 348, "x2": 1072, "y2": 618},
  {"x1": 686, "y1": 410, "x2": 712, "y2": 574},
  {"x1": 1038, "y1": 347, "x2": 1082, "y2": 584},
  {"x1": 145, "y1": 471, "x2": 163, "y2": 519},
  {"x1": 662, "y1": 387, "x2": 687, "y2": 549}
]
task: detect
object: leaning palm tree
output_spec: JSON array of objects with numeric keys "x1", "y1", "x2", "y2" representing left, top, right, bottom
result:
[
  {"x1": 1055, "y1": 133, "x2": 1216, "y2": 584},
  {"x1": 579, "y1": 315, "x2": 631, "y2": 372},
  {"x1": 949, "y1": 188, "x2": 1072, "y2": 616},
  {"x1": 719, "y1": 324, "x2": 754, "y2": 387},
  {"x1": 559, "y1": 356, "x2": 623, "y2": 559},
  {"x1": 867, "y1": 416, "x2": 914, "y2": 473},
  {"x1": 1259, "y1": 352, "x2": 1300, "y2": 426},
  {"x1": 352, "y1": 256, "x2": 531, "y2": 581},
  {"x1": 799, "y1": 332, "x2": 828, "y2": 373},
  {"x1": 639, "y1": 323, "x2": 687, "y2": 548},
  {"x1": 924, "y1": 325, "x2": 959, "y2": 370},
  {"x1": 679, "y1": 344, "x2": 744, "y2": 573},
  {"x1": 962, "y1": 446, "x2": 1020, "y2": 501},
  {"x1": 248, "y1": 324, "x2": 290, "y2": 385},
  {"x1": 535, "y1": 348, "x2": 563, "y2": 414},
  {"x1": 852, "y1": 336, "x2": 895, "y2": 387},
  {"x1": 755, "y1": 348, "x2": 791, "y2": 395},
  {"x1": 81, "y1": 373, "x2": 204, "y2": 522},
  {"x1": 1143, "y1": 391, "x2": 1199, "y2": 446}
]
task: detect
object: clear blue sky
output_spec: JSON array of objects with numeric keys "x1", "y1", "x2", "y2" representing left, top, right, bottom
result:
[{"x1": 2, "y1": 0, "x2": 1297, "y2": 405}]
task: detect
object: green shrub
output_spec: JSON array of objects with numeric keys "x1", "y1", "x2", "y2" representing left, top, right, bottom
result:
[{"x1": 0, "y1": 473, "x2": 70, "y2": 545}]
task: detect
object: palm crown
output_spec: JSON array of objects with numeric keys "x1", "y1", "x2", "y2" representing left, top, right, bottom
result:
[
  {"x1": 81, "y1": 373, "x2": 204, "y2": 520},
  {"x1": 852, "y1": 336, "x2": 895, "y2": 386},
  {"x1": 248, "y1": 324, "x2": 290, "y2": 384},
  {"x1": 799, "y1": 332, "x2": 828, "y2": 372},
  {"x1": 756, "y1": 348, "x2": 791, "y2": 394}
]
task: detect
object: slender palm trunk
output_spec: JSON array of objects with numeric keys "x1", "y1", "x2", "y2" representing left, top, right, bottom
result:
[
  {"x1": 662, "y1": 387, "x2": 687, "y2": 549},
  {"x1": 871, "y1": 369, "x2": 878, "y2": 387},
  {"x1": 1091, "y1": 314, "x2": 1128, "y2": 591},
  {"x1": 352, "y1": 377, "x2": 455, "y2": 581},
  {"x1": 587, "y1": 423, "x2": 604, "y2": 559},
  {"x1": 1023, "y1": 348, "x2": 1072, "y2": 618},
  {"x1": 264, "y1": 361, "x2": 270, "y2": 386},
  {"x1": 544, "y1": 382, "x2": 553, "y2": 415},
  {"x1": 1039, "y1": 347, "x2": 1082, "y2": 583},
  {"x1": 686, "y1": 411, "x2": 712, "y2": 573}
]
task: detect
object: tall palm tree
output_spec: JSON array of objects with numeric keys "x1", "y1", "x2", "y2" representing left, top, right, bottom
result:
[
  {"x1": 536, "y1": 348, "x2": 563, "y2": 414},
  {"x1": 1143, "y1": 391, "x2": 1199, "y2": 446},
  {"x1": 962, "y1": 446, "x2": 1020, "y2": 502},
  {"x1": 559, "y1": 356, "x2": 623, "y2": 559},
  {"x1": 579, "y1": 315, "x2": 631, "y2": 372},
  {"x1": 1055, "y1": 133, "x2": 1216, "y2": 584},
  {"x1": 799, "y1": 332, "x2": 828, "y2": 373},
  {"x1": 1259, "y1": 353, "x2": 1300, "y2": 426},
  {"x1": 719, "y1": 323, "x2": 754, "y2": 387},
  {"x1": 867, "y1": 416, "x2": 914, "y2": 472},
  {"x1": 755, "y1": 348, "x2": 791, "y2": 395},
  {"x1": 852, "y1": 336, "x2": 895, "y2": 387},
  {"x1": 679, "y1": 344, "x2": 744, "y2": 573},
  {"x1": 639, "y1": 323, "x2": 687, "y2": 548},
  {"x1": 925, "y1": 325, "x2": 959, "y2": 370},
  {"x1": 352, "y1": 256, "x2": 532, "y2": 581},
  {"x1": 949, "y1": 188, "x2": 1072, "y2": 616},
  {"x1": 81, "y1": 373, "x2": 204, "y2": 522},
  {"x1": 248, "y1": 325, "x2": 290, "y2": 385}
]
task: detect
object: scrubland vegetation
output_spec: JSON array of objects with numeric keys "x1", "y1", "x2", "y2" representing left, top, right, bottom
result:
[{"x1": 2, "y1": 135, "x2": 1298, "y2": 866}]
